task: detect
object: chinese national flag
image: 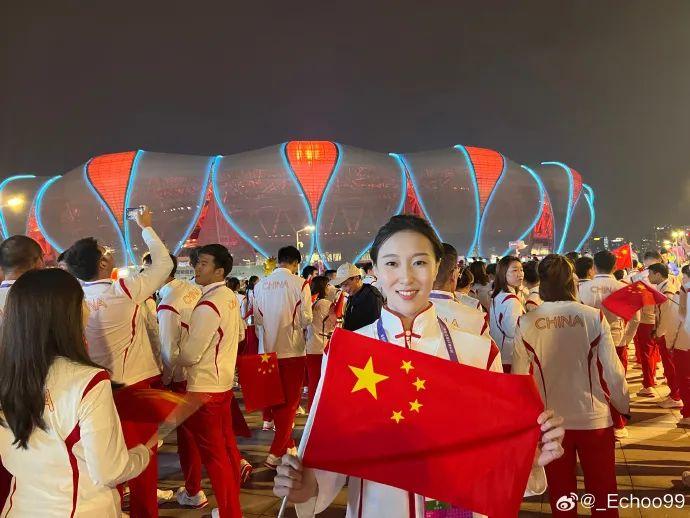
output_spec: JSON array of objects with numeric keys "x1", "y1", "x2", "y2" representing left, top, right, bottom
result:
[
  {"x1": 237, "y1": 352, "x2": 285, "y2": 413},
  {"x1": 612, "y1": 243, "x2": 633, "y2": 270},
  {"x1": 602, "y1": 280, "x2": 667, "y2": 321},
  {"x1": 302, "y1": 328, "x2": 544, "y2": 517}
]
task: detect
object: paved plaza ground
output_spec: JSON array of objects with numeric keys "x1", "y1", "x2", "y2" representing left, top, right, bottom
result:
[{"x1": 155, "y1": 347, "x2": 690, "y2": 517}]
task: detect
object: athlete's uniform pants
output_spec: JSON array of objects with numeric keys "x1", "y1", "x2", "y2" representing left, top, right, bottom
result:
[
  {"x1": 268, "y1": 356, "x2": 306, "y2": 457},
  {"x1": 634, "y1": 323, "x2": 658, "y2": 388},
  {"x1": 611, "y1": 346, "x2": 628, "y2": 429},
  {"x1": 545, "y1": 427, "x2": 618, "y2": 517},
  {"x1": 657, "y1": 336, "x2": 681, "y2": 400},
  {"x1": 674, "y1": 349, "x2": 690, "y2": 418}
]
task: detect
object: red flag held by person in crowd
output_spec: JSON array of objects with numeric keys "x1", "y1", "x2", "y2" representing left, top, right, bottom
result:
[
  {"x1": 611, "y1": 243, "x2": 633, "y2": 270},
  {"x1": 602, "y1": 280, "x2": 667, "y2": 321},
  {"x1": 237, "y1": 352, "x2": 285, "y2": 412},
  {"x1": 302, "y1": 328, "x2": 544, "y2": 517}
]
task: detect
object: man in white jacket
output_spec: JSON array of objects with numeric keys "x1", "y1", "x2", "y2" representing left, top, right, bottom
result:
[
  {"x1": 65, "y1": 207, "x2": 172, "y2": 518},
  {"x1": 174, "y1": 243, "x2": 244, "y2": 518},
  {"x1": 254, "y1": 245, "x2": 313, "y2": 469},
  {"x1": 430, "y1": 243, "x2": 490, "y2": 338},
  {"x1": 579, "y1": 250, "x2": 639, "y2": 439},
  {"x1": 648, "y1": 263, "x2": 683, "y2": 410}
]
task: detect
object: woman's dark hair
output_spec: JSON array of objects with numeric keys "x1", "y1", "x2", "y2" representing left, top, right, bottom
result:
[
  {"x1": 247, "y1": 275, "x2": 260, "y2": 291},
  {"x1": 538, "y1": 254, "x2": 576, "y2": 302},
  {"x1": 369, "y1": 214, "x2": 443, "y2": 265},
  {"x1": 456, "y1": 267, "x2": 474, "y2": 290},
  {"x1": 468, "y1": 261, "x2": 489, "y2": 286},
  {"x1": 486, "y1": 263, "x2": 497, "y2": 277},
  {"x1": 64, "y1": 237, "x2": 102, "y2": 281},
  {"x1": 523, "y1": 260, "x2": 539, "y2": 285},
  {"x1": 492, "y1": 256, "x2": 522, "y2": 298},
  {"x1": 310, "y1": 275, "x2": 329, "y2": 300},
  {"x1": 0, "y1": 269, "x2": 99, "y2": 449},
  {"x1": 197, "y1": 244, "x2": 233, "y2": 277}
]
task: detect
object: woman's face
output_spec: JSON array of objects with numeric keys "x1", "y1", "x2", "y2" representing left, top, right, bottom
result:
[
  {"x1": 373, "y1": 230, "x2": 439, "y2": 319},
  {"x1": 506, "y1": 261, "x2": 524, "y2": 288}
]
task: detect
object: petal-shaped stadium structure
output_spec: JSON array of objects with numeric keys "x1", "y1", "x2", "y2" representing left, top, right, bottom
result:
[{"x1": 3, "y1": 142, "x2": 595, "y2": 267}]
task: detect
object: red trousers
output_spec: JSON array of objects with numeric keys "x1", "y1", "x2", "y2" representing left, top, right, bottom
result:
[
  {"x1": 238, "y1": 325, "x2": 259, "y2": 356},
  {"x1": 611, "y1": 346, "x2": 629, "y2": 429},
  {"x1": 268, "y1": 356, "x2": 306, "y2": 456},
  {"x1": 657, "y1": 337, "x2": 680, "y2": 399},
  {"x1": 675, "y1": 349, "x2": 690, "y2": 418},
  {"x1": 185, "y1": 391, "x2": 242, "y2": 518},
  {"x1": 545, "y1": 427, "x2": 618, "y2": 517},
  {"x1": 115, "y1": 376, "x2": 161, "y2": 518},
  {"x1": 502, "y1": 364, "x2": 512, "y2": 374},
  {"x1": 634, "y1": 323, "x2": 658, "y2": 388},
  {"x1": 171, "y1": 382, "x2": 202, "y2": 496},
  {"x1": 306, "y1": 354, "x2": 323, "y2": 411}
]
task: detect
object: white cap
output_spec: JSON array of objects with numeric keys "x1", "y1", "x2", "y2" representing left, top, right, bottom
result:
[{"x1": 331, "y1": 262, "x2": 362, "y2": 286}]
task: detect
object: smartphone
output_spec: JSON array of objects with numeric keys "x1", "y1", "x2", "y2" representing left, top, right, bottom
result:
[{"x1": 125, "y1": 205, "x2": 146, "y2": 221}]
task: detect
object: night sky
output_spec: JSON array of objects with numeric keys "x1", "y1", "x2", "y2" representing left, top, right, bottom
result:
[{"x1": 2, "y1": 1, "x2": 689, "y2": 241}]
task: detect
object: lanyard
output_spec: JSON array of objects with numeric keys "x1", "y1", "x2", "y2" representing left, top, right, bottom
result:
[
  {"x1": 428, "y1": 292, "x2": 454, "y2": 301},
  {"x1": 0, "y1": 282, "x2": 13, "y2": 289},
  {"x1": 376, "y1": 317, "x2": 458, "y2": 362},
  {"x1": 201, "y1": 284, "x2": 223, "y2": 300}
]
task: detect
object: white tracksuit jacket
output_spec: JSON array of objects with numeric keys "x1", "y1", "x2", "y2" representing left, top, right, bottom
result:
[
  {"x1": 513, "y1": 301, "x2": 629, "y2": 430},
  {"x1": 157, "y1": 279, "x2": 202, "y2": 384},
  {"x1": 306, "y1": 298, "x2": 335, "y2": 355},
  {"x1": 489, "y1": 290, "x2": 524, "y2": 366},
  {"x1": 470, "y1": 282, "x2": 492, "y2": 311},
  {"x1": 631, "y1": 269, "x2": 655, "y2": 325},
  {"x1": 455, "y1": 292, "x2": 483, "y2": 312},
  {"x1": 429, "y1": 290, "x2": 489, "y2": 337},
  {"x1": 254, "y1": 268, "x2": 313, "y2": 359},
  {"x1": 524, "y1": 287, "x2": 542, "y2": 313},
  {"x1": 653, "y1": 280, "x2": 690, "y2": 350},
  {"x1": 176, "y1": 281, "x2": 243, "y2": 393},
  {"x1": 0, "y1": 358, "x2": 149, "y2": 517},
  {"x1": 295, "y1": 304, "x2": 547, "y2": 518},
  {"x1": 579, "y1": 274, "x2": 640, "y2": 347},
  {"x1": 82, "y1": 227, "x2": 172, "y2": 385}
]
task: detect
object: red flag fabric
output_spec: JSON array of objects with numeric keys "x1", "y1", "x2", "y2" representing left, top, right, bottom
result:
[
  {"x1": 602, "y1": 280, "x2": 667, "y2": 321},
  {"x1": 236, "y1": 352, "x2": 285, "y2": 413},
  {"x1": 333, "y1": 291, "x2": 346, "y2": 319},
  {"x1": 612, "y1": 243, "x2": 633, "y2": 270},
  {"x1": 302, "y1": 328, "x2": 544, "y2": 517},
  {"x1": 113, "y1": 388, "x2": 199, "y2": 423}
]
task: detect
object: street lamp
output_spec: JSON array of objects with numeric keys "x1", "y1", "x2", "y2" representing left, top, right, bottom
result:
[{"x1": 296, "y1": 225, "x2": 315, "y2": 250}]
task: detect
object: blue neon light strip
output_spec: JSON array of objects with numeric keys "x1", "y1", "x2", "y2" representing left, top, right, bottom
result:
[
  {"x1": 0, "y1": 174, "x2": 36, "y2": 239},
  {"x1": 542, "y1": 161, "x2": 574, "y2": 254},
  {"x1": 280, "y1": 142, "x2": 318, "y2": 265},
  {"x1": 453, "y1": 145, "x2": 483, "y2": 258},
  {"x1": 211, "y1": 155, "x2": 270, "y2": 260},
  {"x1": 500, "y1": 165, "x2": 546, "y2": 256},
  {"x1": 350, "y1": 153, "x2": 408, "y2": 265},
  {"x1": 395, "y1": 154, "x2": 444, "y2": 244},
  {"x1": 82, "y1": 161, "x2": 128, "y2": 265},
  {"x1": 174, "y1": 155, "x2": 216, "y2": 254},
  {"x1": 575, "y1": 184, "x2": 596, "y2": 252},
  {"x1": 122, "y1": 150, "x2": 145, "y2": 264},
  {"x1": 34, "y1": 176, "x2": 64, "y2": 253}
]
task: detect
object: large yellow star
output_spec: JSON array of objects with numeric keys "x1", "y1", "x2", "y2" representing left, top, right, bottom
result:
[
  {"x1": 412, "y1": 377, "x2": 426, "y2": 391},
  {"x1": 260, "y1": 353, "x2": 271, "y2": 363},
  {"x1": 409, "y1": 399, "x2": 423, "y2": 413},
  {"x1": 401, "y1": 360, "x2": 414, "y2": 374},
  {"x1": 391, "y1": 410, "x2": 404, "y2": 424},
  {"x1": 349, "y1": 357, "x2": 389, "y2": 399}
]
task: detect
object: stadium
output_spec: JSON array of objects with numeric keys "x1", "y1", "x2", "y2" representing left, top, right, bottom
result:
[{"x1": 0, "y1": 141, "x2": 595, "y2": 268}]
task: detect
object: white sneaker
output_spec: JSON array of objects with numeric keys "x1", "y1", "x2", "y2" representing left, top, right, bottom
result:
[
  {"x1": 296, "y1": 405, "x2": 306, "y2": 416},
  {"x1": 212, "y1": 509, "x2": 219, "y2": 518},
  {"x1": 264, "y1": 453, "x2": 280, "y2": 469},
  {"x1": 262, "y1": 420, "x2": 275, "y2": 431},
  {"x1": 677, "y1": 417, "x2": 690, "y2": 427},
  {"x1": 157, "y1": 488, "x2": 174, "y2": 502},
  {"x1": 175, "y1": 487, "x2": 208, "y2": 509},
  {"x1": 287, "y1": 446, "x2": 297, "y2": 456},
  {"x1": 614, "y1": 427, "x2": 629, "y2": 440},
  {"x1": 636, "y1": 387, "x2": 656, "y2": 397},
  {"x1": 658, "y1": 397, "x2": 684, "y2": 409}
]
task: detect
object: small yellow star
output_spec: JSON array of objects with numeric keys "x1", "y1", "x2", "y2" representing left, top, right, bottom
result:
[
  {"x1": 391, "y1": 410, "x2": 404, "y2": 424},
  {"x1": 401, "y1": 360, "x2": 414, "y2": 374},
  {"x1": 409, "y1": 399, "x2": 422, "y2": 413},
  {"x1": 260, "y1": 353, "x2": 271, "y2": 363},
  {"x1": 412, "y1": 377, "x2": 426, "y2": 391},
  {"x1": 349, "y1": 357, "x2": 389, "y2": 399}
]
